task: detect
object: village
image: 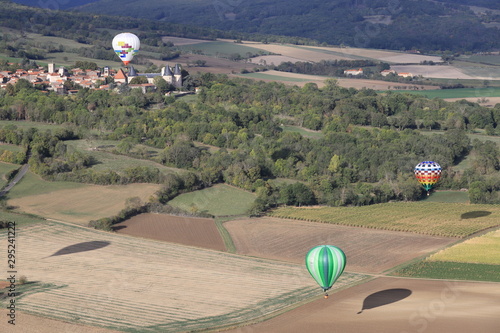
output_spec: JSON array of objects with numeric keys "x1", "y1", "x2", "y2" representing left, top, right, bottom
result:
[{"x1": 0, "y1": 62, "x2": 184, "y2": 94}]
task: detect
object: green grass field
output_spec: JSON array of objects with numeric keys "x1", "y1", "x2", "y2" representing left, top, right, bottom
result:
[
  {"x1": 0, "y1": 143, "x2": 22, "y2": 154},
  {"x1": 391, "y1": 261, "x2": 500, "y2": 282},
  {"x1": 65, "y1": 139, "x2": 183, "y2": 175},
  {"x1": 269, "y1": 202, "x2": 500, "y2": 237},
  {"x1": 0, "y1": 210, "x2": 47, "y2": 227},
  {"x1": 6, "y1": 171, "x2": 85, "y2": 199},
  {"x1": 178, "y1": 41, "x2": 271, "y2": 58},
  {"x1": 421, "y1": 191, "x2": 469, "y2": 203},
  {"x1": 392, "y1": 228, "x2": 500, "y2": 282},
  {"x1": 458, "y1": 55, "x2": 500, "y2": 66},
  {"x1": 392, "y1": 87, "x2": 500, "y2": 99},
  {"x1": 282, "y1": 125, "x2": 324, "y2": 139},
  {"x1": 168, "y1": 184, "x2": 256, "y2": 216},
  {"x1": 0, "y1": 161, "x2": 20, "y2": 186},
  {"x1": 0, "y1": 120, "x2": 66, "y2": 132}
]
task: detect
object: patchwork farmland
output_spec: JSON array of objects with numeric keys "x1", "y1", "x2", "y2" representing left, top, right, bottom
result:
[{"x1": 0, "y1": 221, "x2": 366, "y2": 332}]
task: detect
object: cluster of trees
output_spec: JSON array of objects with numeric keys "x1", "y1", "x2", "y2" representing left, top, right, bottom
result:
[
  {"x1": 6, "y1": 0, "x2": 500, "y2": 57},
  {"x1": 69, "y1": 0, "x2": 500, "y2": 52},
  {"x1": 0, "y1": 72, "x2": 499, "y2": 209},
  {"x1": 274, "y1": 60, "x2": 389, "y2": 78}
]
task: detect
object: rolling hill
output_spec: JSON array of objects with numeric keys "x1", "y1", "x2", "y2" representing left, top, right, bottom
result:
[{"x1": 17, "y1": 0, "x2": 500, "y2": 52}]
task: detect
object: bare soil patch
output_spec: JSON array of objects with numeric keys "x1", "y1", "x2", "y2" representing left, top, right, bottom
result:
[
  {"x1": 223, "y1": 277, "x2": 500, "y2": 333},
  {"x1": 112, "y1": 213, "x2": 226, "y2": 251},
  {"x1": 225, "y1": 217, "x2": 456, "y2": 274}
]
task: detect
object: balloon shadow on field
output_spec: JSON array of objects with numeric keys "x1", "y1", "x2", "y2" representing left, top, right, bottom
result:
[
  {"x1": 357, "y1": 288, "x2": 412, "y2": 314},
  {"x1": 46, "y1": 241, "x2": 111, "y2": 258},
  {"x1": 461, "y1": 211, "x2": 491, "y2": 219}
]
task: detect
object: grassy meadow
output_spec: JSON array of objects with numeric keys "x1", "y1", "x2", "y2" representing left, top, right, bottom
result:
[
  {"x1": 6, "y1": 171, "x2": 85, "y2": 199},
  {"x1": 178, "y1": 41, "x2": 271, "y2": 57},
  {"x1": 392, "y1": 87, "x2": 500, "y2": 99},
  {"x1": 392, "y1": 261, "x2": 500, "y2": 282},
  {"x1": 0, "y1": 162, "x2": 21, "y2": 188},
  {"x1": 64, "y1": 139, "x2": 183, "y2": 175},
  {"x1": 6, "y1": 171, "x2": 161, "y2": 224},
  {"x1": 421, "y1": 191, "x2": 469, "y2": 203},
  {"x1": 168, "y1": 184, "x2": 256, "y2": 216},
  {"x1": 282, "y1": 125, "x2": 324, "y2": 139},
  {"x1": 269, "y1": 202, "x2": 500, "y2": 237},
  {"x1": 392, "y1": 228, "x2": 500, "y2": 282},
  {"x1": 0, "y1": 210, "x2": 47, "y2": 227}
]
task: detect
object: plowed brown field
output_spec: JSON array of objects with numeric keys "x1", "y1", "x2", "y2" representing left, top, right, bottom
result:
[
  {"x1": 112, "y1": 213, "x2": 226, "y2": 251},
  {"x1": 225, "y1": 217, "x2": 457, "y2": 274},
  {"x1": 223, "y1": 277, "x2": 500, "y2": 333}
]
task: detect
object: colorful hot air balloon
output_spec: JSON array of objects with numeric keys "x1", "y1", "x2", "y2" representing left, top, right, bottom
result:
[
  {"x1": 414, "y1": 161, "x2": 441, "y2": 195},
  {"x1": 112, "y1": 33, "x2": 140, "y2": 66},
  {"x1": 305, "y1": 245, "x2": 346, "y2": 298}
]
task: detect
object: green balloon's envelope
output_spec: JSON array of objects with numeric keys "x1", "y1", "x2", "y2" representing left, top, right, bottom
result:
[{"x1": 305, "y1": 245, "x2": 346, "y2": 292}]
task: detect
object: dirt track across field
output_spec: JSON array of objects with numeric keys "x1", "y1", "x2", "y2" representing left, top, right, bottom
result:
[
  {"x1": 225, "y1": 217, "x2": 457, "y2": 274},
  {"x1": 222, "y1": 277, "x2": 500, "y2": 333}
]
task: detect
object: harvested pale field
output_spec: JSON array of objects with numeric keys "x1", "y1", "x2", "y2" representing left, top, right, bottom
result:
[
  {"x1": 336, "y1": 78, "x2": 436, "y2": 90},
  {"x1": 223, "y1": 277, "x2": 500, "y2": 333},
  {"x1": 0, "y1": 309, "x2": 121, "y2": 333},
  {"x1": 225, "y1": 217, "x2": 457, "y2": 274},
  {"x1": 0, "y1": 222, "x2": 366, "y2": 332},
  {"x1": 391, "y1": 64, "x2": 495, "y2": 80},
  {"x1": 444, "y1": 97, "x2": 500, "y2": 107},
  {"x1": 240, "y1": 70, "x2": 436, "y2": 90},
  {"x1": 251, "y1": 55, "x2": 305, "y2": 66},
  {"x1": 112, "y1": 213, "x2": 226, "y2": 251},
  {"x1": 234, "y1": 41, "x2": 442, "y2": 64},
  {"x1": 428, "y1": 229, "x2": 500, "y2": 265},
  {"x1": 8, "y1": 183, "x2": 161, "y2": 225},
  {"x1": 301, "y1": 45, "x2": 443, "y2": 64}
]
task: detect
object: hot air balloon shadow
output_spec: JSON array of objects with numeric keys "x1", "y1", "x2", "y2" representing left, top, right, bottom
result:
[
  {"x1": 45, "y1": 241, "x2": 110, "y2": 258},
  {"x1": 461, "y1": 211, "x2": 492, "y2": 219},
  {"x1": 357, "y1": 288, "x2": 412, "y2": 314}
]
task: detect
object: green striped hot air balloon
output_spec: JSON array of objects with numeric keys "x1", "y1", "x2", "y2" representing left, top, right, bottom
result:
[{"x1": 305, "y1": 245, "x2": 346, "y2": 297}]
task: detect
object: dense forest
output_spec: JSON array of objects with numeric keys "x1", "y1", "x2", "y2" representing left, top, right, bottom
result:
[
  {"x1": 4, "y1": 0, "x2": 500, "y2": 52},
  {"x1": 61, "y1": 0, "x2": 500, "y2": 52},
  {"x1": 0, "y1": 75, "x2": 499, "y2": 211}
]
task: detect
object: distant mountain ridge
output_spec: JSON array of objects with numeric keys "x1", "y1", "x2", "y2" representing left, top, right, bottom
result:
[{"x1": 7, "y1": 0, "x2": 500, "y2": 52}]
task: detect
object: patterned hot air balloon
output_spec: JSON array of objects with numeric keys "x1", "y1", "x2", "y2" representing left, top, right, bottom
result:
[
  {"x1": 414, "y1": 161, "x2": 441, "y2": 194},
  {"x1": 112, "y1": 32, "x2": 140, "y2": 66},
  {"x1": 305, "y1": 245, "x2": 346, "y2": 298}
]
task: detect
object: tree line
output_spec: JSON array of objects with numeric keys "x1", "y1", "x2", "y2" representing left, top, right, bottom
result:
[{"x1": 0, "y1": 73, "x2": 499, "y2": 210}]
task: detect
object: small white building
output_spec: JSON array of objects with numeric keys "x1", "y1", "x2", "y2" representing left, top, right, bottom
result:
[{"x1": 344, "y1": 68, "x2": 363, "y2": 76}]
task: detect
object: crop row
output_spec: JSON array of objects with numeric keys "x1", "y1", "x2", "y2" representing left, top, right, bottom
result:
[{"x1": 269, "y1": 202, "x2": 500, "y2": 238}]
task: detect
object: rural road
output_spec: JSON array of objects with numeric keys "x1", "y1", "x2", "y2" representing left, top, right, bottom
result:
[{"x1": 0, "y1": 164, "x2": 29, "y2": 197}]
